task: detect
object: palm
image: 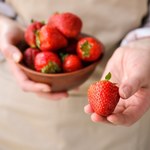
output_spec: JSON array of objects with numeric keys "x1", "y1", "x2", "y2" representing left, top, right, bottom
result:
[{"x1": 112, "y1": 89, "x2": 150, "y2": 125}]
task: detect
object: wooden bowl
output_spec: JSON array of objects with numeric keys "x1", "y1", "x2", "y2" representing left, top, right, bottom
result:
[{"x1": 17, "y1": 59, "x2": 101, "y2": 92}]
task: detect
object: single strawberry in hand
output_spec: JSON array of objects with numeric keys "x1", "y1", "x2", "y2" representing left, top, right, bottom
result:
[
  {"x1": 62, "y1": 54, "x2": 83, "y2": 72},
  {"x1": 23, "y1": 48, "x2": 40, "y2": 69},
  {"x1": 34, "y1": 51, "x2": 62, "y2": 73},
  {"x1": 36, "y1": 25, "x2": 68, "y2": 51},
  {"x1": 88, "y1": 72, "x2": 120, "y2": 116},
  {"x1": 48, "y1": 12, "x2": 82, "y2": 38},
  {"x1": 24, "y1": 20, "x2": 44, "y2": 48},
  {"x1": 77, "y1": 37, "x2": 103, "y2": 62}
]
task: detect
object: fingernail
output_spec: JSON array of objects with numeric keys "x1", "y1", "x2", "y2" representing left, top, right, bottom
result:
[
  {"x1": 121, "y1": 86, "x2": 131, "y2": 99},
  {"x1": 12, "y1": 53, "x2": 21, "y2": 62}
]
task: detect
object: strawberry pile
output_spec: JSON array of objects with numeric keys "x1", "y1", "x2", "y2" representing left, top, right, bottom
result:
[{"x1": 23, "y1": 12, "x2": 103, "y2": 74}]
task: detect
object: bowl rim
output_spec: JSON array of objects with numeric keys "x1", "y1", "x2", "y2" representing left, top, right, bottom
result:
[{"x1": 17, "y1": 59, "x2": 101, "y2": 77}]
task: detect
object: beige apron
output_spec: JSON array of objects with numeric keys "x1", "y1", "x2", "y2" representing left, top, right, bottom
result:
[{"x1": 0, "y1": 0, "x2": 150, "y2": 150}]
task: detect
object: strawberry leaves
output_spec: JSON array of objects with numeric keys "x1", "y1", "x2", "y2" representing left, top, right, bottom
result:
[
  {"x1": 41, "y1": 61, "x2": 61, "y2": 73},
  {"x1": 105, "y1": 72, "x2": 111, "y2": 81},
  {"x1": 80, "y1": 40, "x2": 92, "y2": 57}
]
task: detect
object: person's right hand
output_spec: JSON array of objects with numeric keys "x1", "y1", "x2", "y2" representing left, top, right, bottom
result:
[
  {"x1": 84, "y1": 38, "x2": 150, "y2": 126},
  {"x1": 0, "y1": 15, "x2": 68, "y2": 100}
]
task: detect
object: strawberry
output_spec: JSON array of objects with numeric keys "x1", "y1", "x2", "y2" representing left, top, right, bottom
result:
[
  {"x1": 24, "y1": 20, "x2": 44, "y2": 48},
  {"x1": 36, "y1": 25, "x2": 68, "y2": 51},
  {"x1": 23, "y1": 48, "x2": 40, "y2": 69},
  {"x1": 88, "y1": 72, "x2": 120, "y2": 116},
  {"x1": 48, "y1": 12, "x2": 82, "y2": 38},
  {"x1": 77, "y1": 37, "x2": 103, "y2": 62},
  {"x1": 34, "y1": 51, "x2": 62, "y2": 73},
  {"x1": 62, "y1": 54, "x2": 83, "y2": 72}
]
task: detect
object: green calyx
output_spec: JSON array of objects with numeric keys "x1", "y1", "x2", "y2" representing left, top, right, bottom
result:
[
  {"x1": 41, "y1": 61, "x2": 61, "y2": 73},
  {"x1": 80, "y1": 40, "x2": 92, "y2": 57},
  {"x1": 31, "y1": 19, "x2": 35, "y2": 23},
  {"x1": 40, "y1": 20, "x2": 46, "y2": 25},
  {"x1": 59, "y1": 52, "x2": 68, "y2": 62},
  {"x1": 105, "y1": 72, "x2": 111, "y2": 81},
  {"x1": 35, "y1": 30, "x2": 40, "y2": 49},
  {"x1": 31, "y1": 19, "x2": 45, "y2": 25}
]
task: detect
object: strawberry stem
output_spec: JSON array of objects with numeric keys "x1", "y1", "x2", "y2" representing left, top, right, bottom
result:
[
  {"x1": 80, "y1": 40, "x2": 92, "y2": 57},
  {"x1": 40, "y1": 20, "x2": 46, "y2": 25},
  {"x1": 59, "y1": 52, "x2": 68, "y2": 62},
  {"x1": 105, "y1": 72, "x2": 111, "y2": 81},
  {"x1": 31, "y1": 19, "x2": 34, "y2": 23},
  {"x1": 35, "y1": 30, "x2": 40, "y2": 49},
  {"x1": 41, "y1": 61, "x2": 61, "y2": 73}
]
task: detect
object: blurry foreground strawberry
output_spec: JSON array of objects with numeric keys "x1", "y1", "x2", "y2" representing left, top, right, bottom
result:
[
  {"x1": 24, "y1": 20, "x2": 44, "y2": 48},
  {"x1": 88, "y1": 72, "x2": 120, "y2": 116},
  {"x1": 62, "y1": 54, "x2": 83, "y2": 72},
  {"x1": 77, "y1": 37, "x2": 103, "y2": 62},
  {"x1": 36, "y1": 25, "x2": 68, "y2": 51},
  {"x1": 48, "y1": 12, "x2": 82, "y2": 38},
  {"x1": 34, "y1": 51, "x2": 62, "y2": 73},
  {"x1": 23, "y1": 48, "x2": 40, "y2": 69}
]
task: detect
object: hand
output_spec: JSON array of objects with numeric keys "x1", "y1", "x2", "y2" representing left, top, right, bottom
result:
[
  {"x1": 0, "y1": 16, "x2": 68, "y2": 100},
  {"x1": 84, "y1": 38, "x2": 150, "y2": 126}
]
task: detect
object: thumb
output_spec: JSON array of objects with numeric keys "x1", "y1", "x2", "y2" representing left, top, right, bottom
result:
[
  {"x1": 119, "y1": 74, "x2": 142, "y2": 99},
  {"x1": 1, "y1": 44, "x2": 22, "y2": 62}
]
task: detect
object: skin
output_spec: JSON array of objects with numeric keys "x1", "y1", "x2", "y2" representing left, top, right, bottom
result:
[
  {"x1": 84, "y1": 38, "x2": 150, "y2": 126},
  {"x1": 0, "y1": 15, "x2": 68, "y2": 100}
]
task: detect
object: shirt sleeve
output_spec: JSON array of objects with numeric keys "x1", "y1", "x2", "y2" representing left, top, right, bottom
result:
[
  {"x1": 0, "y1": 0, "x2": 17, "y2": 62},
  {"x1": 0, "y1": 0, "x2": 17, "y2": 19},
  {"x1": 121, "y1": 3, "x2": 150, "y2": 46}
]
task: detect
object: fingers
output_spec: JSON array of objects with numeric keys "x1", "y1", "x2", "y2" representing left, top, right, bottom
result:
[
  {"x1": 84, "y1": 104, "x2": 94, "y2": 114},
  {"x1": 85, "y1": 104, "x2": 143, "y2": 126},
  {"x1": 1, "y1": 43, "x2": 22, "y2": 62},
  {"x1": 91, "y1": 113, "x2": 112, "y2": 124},
  {"x1": 119, "y1": 74, "x2": 142, "y2": 99},
  {"x1": 84, "y1": 104, "x2": 114, "y2": 125},
  {"x1": 84, "y1": 104, "x2": 130, "y2": 126},
  {"x1": 107, "y1": 114, "x2": 126, "y2": 125},
  {"x1": 107, "y1": 110, "x2": 138, "y2": 126},
  {"x1": 8, "y1": 60, "x2": 51, "y2": 92},
  {"x1": 8, "y1": 59, "x2": 69, "y2": 101}
]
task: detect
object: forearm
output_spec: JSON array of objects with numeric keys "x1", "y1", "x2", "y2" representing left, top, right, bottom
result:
[{"x1": 0, "y1": 0, "x2": 17, "y2": 19}]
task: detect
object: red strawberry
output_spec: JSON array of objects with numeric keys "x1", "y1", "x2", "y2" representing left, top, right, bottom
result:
[
  {"x1": 88, "y1": 73, "x2": 120, "y2": 116},
  {"x1": 77, "y1": 37, "x2": 103, "y2": 62},
  {"x1": 23, "y1": 48, "x2": 40, "y2": 69},
  {"x1": 36, "y1": 25, "x2": 68, "y2": 51},
  {"x1": 34, "y1": 51, "x2": 62, "y2": 73},
  {"x1": 48, "y1": 12, "x2": 82, "y2": 38},
  {"x1": 24, "y1": 20, "x2": 44, "y2": 48},
  {"x1": 62, "y1": 54, "x2": 83, "y2": 72}
]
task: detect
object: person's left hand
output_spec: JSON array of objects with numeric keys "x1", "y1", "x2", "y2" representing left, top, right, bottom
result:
[
  {"x1": 0, "y1": 16, "x2": 68, "y2": 100},
  {"x1": 84, "y1": 38, "x2": 150, "y2": 126}
]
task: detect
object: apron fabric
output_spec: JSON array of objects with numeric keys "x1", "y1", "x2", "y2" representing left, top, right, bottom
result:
[{"x1": 0, "y1": 0, "x2": 150, "y2": 150}]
